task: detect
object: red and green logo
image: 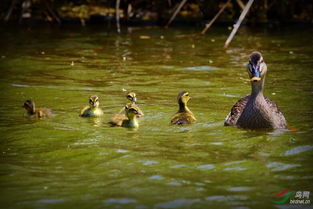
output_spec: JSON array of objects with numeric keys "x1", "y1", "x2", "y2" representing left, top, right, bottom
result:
[{"x1": 273, "y1": 190, "x2": 294, "y2": 204}]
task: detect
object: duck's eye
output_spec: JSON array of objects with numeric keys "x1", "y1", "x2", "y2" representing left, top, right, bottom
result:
[
  {"x1": 185, "y1": 94, "x2": 189, "y2": 97},
  {"x1": 89, "y1": 99, "x2": 92, "y2": 103}
]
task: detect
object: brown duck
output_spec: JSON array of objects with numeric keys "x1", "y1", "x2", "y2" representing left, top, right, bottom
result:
[
  {"x1": 23, "y1": 100, "x2": 52, "y2": 118},
  {"x1": 171, "y1": 91, "x2": 196, "y2": 125},
  {"x1": 224, "y1": 51, "x2": 287, "y2": 129}
]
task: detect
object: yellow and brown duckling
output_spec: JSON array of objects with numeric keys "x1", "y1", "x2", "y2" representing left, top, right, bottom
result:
[
  {"x1": 117, "y1": 92, "x2": 144, "y2": 116},
  {"x1": 80, "y1": 95, "x2": 104, "y2": 117},
  {"x1": 171, "y1": 91, "x2": 196, "y2": 125},
  {"x1": 110, "y1": 92, "x2": 144, "y2": 123},
  {"x1": 224, "y1": 51, "x2": 287, "y2": 129},
  {"x1": 109, "y1": 103, "x2": 143, "y2": 128},
  {"x1": 126, "y1": 92, "x2": 137, "y2": 104},
  {"x1": 23, "y1": 100, "x2": 52, "y2": 118}
]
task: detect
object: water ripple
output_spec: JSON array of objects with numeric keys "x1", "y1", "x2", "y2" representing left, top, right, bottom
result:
[
  {"x1": 197, "y1": 164, "x2": 215, "y2": 170},
  {"x1": 284, "y1": 145, "x2": 313, "y2": 156},
  {"x1": 103, "y1": 198, "x2": 137, "y2": 205},
  {"x1": 155, "y1": 198, "x2": 201, "y2": 209},
  {"x1": 266, "y1": 162, "x2": 301, "y2": 171}
]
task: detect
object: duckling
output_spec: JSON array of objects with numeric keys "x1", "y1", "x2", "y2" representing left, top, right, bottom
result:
[
  {"x1": 116, "y1": 92, "x2": 139, "y2": 112},
  {"x1": 111, "y1": 92, "x2": 144, "y2": 122},
  {"x1": 80, "y1": 95, "x2": 104, "y2": 117},
  {"x1": 224, "y1": 51, "x2": 287, "y2": 129},
  {"x1": 109, "y1": 104, "x2": 143, "y2": 128},
  {"x1": 23, "y1": 100, "x2": 52, "y2": 118},
  {"x1": 126, "y1": 92, "x2": 137, "y2": 104},
  {"x1": 171, "y1": 91, "x2": 196, "y2": 125}
]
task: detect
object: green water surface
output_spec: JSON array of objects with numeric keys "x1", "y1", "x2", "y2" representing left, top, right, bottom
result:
[{"x1": 0, "y1": 25, "x2": 312, "y2": 209}]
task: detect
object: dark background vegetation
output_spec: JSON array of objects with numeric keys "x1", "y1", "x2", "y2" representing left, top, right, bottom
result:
[{"x1": 1, "y1": 0, "x2": 313, "y2": 27}]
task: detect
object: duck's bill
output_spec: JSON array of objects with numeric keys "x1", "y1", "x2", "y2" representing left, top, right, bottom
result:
[
  {"x1": 135, "y1": 111, "x2": 144, "y2": 116},
  {"x1": 250, "y1": 77, "x2": 261, "y2": 82}
]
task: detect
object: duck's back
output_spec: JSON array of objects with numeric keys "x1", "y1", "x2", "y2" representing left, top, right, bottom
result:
[
  {"x1": 171, "y1": 112, "x2": 196, "y2": 125},
  {"x1": 224, "y1": 95, "x2": 287, "y2": 129},
  {"x1": 263, "y1": 97, "x2": 287, "y2": 128},
  {"x1": 224, "y1": 95, "x2": 250, "y2": 126},
  {"x1": 35, "y1": 107, "x2": 52, "y2": 118},
  {"x1": 109, "y1": 113, "x2": 127, "y2": 126}
]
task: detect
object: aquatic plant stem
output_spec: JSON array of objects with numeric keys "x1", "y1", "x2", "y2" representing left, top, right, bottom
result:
[
  {"x1": 224, "y1": 0, "x2": 254, "y2": 48},
  {"x1": 165, "y1": 0, "x2": 188, "y2": 28},
  {"x1": 116, "y1": 0, "x2": 121, "y2": 33},
  {"x1": 201, "y1": 0, "x2": 231, "y2": 34}
]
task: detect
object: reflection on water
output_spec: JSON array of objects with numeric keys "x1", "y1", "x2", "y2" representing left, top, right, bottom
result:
[{"x1": 0, "y1": 25, "x2": 312, "y2": 209}]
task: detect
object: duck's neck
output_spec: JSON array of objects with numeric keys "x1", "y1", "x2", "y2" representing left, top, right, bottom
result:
[
  {"x1": 127, "y1": 116, "x2": 139, "y2": 128},
  {"x1": 28, "y1": 105, "x2": 35, "y2": 115},
  {"x1": 178, "y1": 101, "x2": 190, "y2": 113},
  {"x1": 250, "y1": 78, "x2": 265, "y2": 98},
  {"x1": 90, "y1": 105, "x2": 98, "y2": 110}
]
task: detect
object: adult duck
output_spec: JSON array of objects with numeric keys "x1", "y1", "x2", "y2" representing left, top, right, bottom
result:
[{"x1": 224, "y1": 51, "x2": 287, "y2": 129}]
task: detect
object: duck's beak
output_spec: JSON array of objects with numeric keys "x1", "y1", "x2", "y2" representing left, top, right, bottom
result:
[
  {"x1": 132, "y1": 97, "x2": 137, "y2": 103},
  {"x1": 135, "y1": 110, "x2": 144, "y2": 116},
  {"x1": 249, "y1": 65, "x2": 261, "y2": 82},
  {"x1": 251, "y1": 76, "x2": 261, "y2": 82}
]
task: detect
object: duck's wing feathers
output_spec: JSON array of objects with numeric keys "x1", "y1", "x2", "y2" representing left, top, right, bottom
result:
[
  {"x1": 171, "y1": 112, "x2": 196, "y2": 125},
  {"x1": 264, "y1": 96, "x2": 287, "y2": 127},
  {"x1": 224, "y1": 95, "x2": 250, "y2": 126},
  {"x1": 109, "y1": 113, "x2": 127, "y2": 126},
  {"x1": 80, "y1": 106, "x2": 90, "y2": 117},
  {"x1": 36, "y1": 107, "x2": 53, "y2": 118}
]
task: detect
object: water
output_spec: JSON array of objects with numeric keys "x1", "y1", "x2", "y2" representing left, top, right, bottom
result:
[{"x1": 0, "y1": 25, "x2": 312, "y2": 209}]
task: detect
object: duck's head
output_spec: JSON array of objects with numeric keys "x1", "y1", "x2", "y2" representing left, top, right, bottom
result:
[
  {"x1": 23, "y1": 100, "x2": 35, "y2": 114},
  {"x1": 89, "y1": 95, "x2": 99, "y2": 108},
  {"x1": 126, "y1": 92, "x2": 137, "y2": 103},
  {"x1": 125, "y1": 104, "x2": 143, "y2": 119},
  {"x1": 177, "y1": 90, "x2": 191, "y2": 105},
  {"x1": 247, "y1": 51, "x2": 267, "y2": 82}
]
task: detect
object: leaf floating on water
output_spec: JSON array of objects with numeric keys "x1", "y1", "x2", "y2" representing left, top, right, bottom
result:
[{"x1": 139, "y1": 35, "x2": 151, "y2": 39}]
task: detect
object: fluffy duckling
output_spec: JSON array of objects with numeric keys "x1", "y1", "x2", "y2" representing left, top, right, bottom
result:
[
  {"x1": 80, "y1": 95, "x2": 104, "y2": 117},
  {"x1": 23, "y1": 100, "x2": 52, "y2": 118},
  {"x1": 126, "y1": 92, "x2": 137, "y2": 104},
  {"x1": 171, "y1": 91, "x2": 196, "y2": 125},
  {"x1": 109, "y1": 104, "x2": 143, "y2": 128},
  {"x1": 117, "y1": 92, "x2": 143, "y2": 115},
  {"x1": 224, "y1": 51, "x2": 287, "y2": 129},
  {"x1": 111, "y1": 92, "x2": 144, "y2": 122}
]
